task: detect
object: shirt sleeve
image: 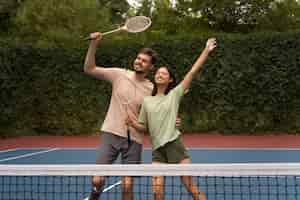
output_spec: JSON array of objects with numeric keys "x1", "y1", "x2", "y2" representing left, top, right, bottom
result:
[
  {"x1": 170, "y1": 83, "x2": 186, "y2": 100},
  {"x1": 138, "y1": 100, "x2": 148, "y2": 127},
  {"x1": 91, "y1": 67, "x2": 124, "y2": 83}
]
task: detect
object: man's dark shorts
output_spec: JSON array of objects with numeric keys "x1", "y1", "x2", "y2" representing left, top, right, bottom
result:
[{"x1": 96, "y1": 131, "x2": 142, "y2": 164}]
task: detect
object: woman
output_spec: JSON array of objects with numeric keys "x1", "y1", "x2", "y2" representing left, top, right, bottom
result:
[{"x1": 127, "y1": 38, "x2": 217, "y2": 200}]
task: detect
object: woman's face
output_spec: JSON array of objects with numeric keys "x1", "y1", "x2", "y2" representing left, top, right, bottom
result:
[{"x1": 154, "y1": 67, "x2": 173, "y2": 86}]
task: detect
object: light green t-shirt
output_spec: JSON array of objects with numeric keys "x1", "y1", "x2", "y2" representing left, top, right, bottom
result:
[{"x1": 138, "y1": 84, "x2": 185, "y2": 150}]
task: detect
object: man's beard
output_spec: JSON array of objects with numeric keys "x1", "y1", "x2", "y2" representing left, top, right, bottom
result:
[
  {"x1": 133, "y1": 67, "x2": 146, "y2": 74},
  {"x1": 134, "y1": 70, "x2": 145, "y2": 74}
]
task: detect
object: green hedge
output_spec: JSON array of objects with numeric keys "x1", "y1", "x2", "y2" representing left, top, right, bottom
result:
[{"x1": 1, "y1": 31, "x2": 300, "y2": 137}]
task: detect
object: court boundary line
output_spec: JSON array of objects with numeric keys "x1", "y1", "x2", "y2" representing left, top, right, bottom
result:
[
  {"x1": 83, "y1": 180, "x2": 122, "y2": 200},
  {"x1": 14, "y1": 147, "x2": 300, "y2": 150},
  {"x1": 186, "y1": 147, "x2": 300, "y2": 150},
  {"x1": 103, "y1": 180, "x2": 122, "y2": 192},
  {"x1": 0, "y1": 148, "x2": 60, "y2": 162},
  {"x1": 0, "y1": 148, "x2": 19, "y2": 153}
]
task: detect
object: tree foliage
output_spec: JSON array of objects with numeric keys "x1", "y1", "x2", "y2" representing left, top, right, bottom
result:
[
  {"x1": 0, "y1": 0, "x2": 23, "y2": 31},
  {"x1": 11, "y1": 0, "x2": 130, "y2": 46},
  {"x1": 98, "y1": 0, "x2": 130, "y2": 23},
  {"x1": 175, "y1": 0, "x2": 274, "y2": 32},
  {"x1": 259, "y1": 0, "x2": 300, "y2": 31},
  {"x1": 2, "y1": 0, "x2": 300, "y2": 45},
  {"x1": 134, "y1": 0, "x2": 300, "y2": 33}
]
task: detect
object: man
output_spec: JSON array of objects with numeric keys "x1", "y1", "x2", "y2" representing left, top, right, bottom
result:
[{"x1": 84, "y1": 32, "x2": 157, "y2": 200}]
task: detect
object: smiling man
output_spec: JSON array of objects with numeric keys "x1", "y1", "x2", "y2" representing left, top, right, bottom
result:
[{"x1": 83, "y1": 32, "x2": 157, "y2": 200}]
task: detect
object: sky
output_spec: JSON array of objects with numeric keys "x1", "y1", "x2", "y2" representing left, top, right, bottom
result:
[
  {"x1": 127, "y1": 0, "x2": 139, "y2": 8},
  {"x1": 126, "y1": 0, "x2": 177, "y2": 8}
]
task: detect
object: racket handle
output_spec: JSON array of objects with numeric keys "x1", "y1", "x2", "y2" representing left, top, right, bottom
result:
[
  {"x1": 102, "y1": 27, "x2": 123, "y2": 35},
  {"x1": 84, "y1": 27, "x2": 123, "y2": 41},
  {"x1": 84, "y1": 37, "x2": 92, "y2": 41}
]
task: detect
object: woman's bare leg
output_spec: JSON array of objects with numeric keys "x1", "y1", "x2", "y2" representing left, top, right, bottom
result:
[
  {"x1": 152, "y1": 162, "x2": 165, "y2": 200},
  {"x1": 180, "y1": 158, "x2": 206, "y2": 200}
]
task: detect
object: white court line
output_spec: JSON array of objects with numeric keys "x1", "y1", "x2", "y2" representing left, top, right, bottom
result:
[
  {"x1": 185, "y1": 147, "x2": 300, "y2": 150},
  {"x1": 103, "y1": 180, "x2": 122, "y2": 192},
  {"x1": 19, "y1": 147, "x2": 96, "y2": 150},
  {"x1": 17, "y1": 147, "x2": 300, "y2": 150},
  {"x1": 0, "y1": 148, "x2": 19, "y2": 153},
  {"x1": 0, "y1": 148, "x2": 60, "y2": 162},
  {"x1": 83, "y1": 180, "x2": 122, "y2": 200}
]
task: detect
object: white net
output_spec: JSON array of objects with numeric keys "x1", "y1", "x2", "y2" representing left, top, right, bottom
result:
[{"x1": 1, "y1": 163, "x2": 300, "y2": 200}]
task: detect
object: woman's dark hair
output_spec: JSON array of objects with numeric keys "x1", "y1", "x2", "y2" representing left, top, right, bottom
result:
[{"x1": 152, "y1": 66, "x2": 177, "y2": 96}]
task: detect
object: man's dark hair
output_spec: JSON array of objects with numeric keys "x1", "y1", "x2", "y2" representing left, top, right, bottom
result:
[{"x1": 138, "y1": 48, "x2": 158, "y2": 64}]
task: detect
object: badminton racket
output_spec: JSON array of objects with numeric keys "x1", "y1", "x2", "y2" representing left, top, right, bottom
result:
[{"x1": 85, "y1": 16, "x2": 151, "y2": 40}]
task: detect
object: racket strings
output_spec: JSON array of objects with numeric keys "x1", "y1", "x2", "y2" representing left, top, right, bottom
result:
[{"x1": 125, "y1": 17, "x2": 151, "y2": 33}]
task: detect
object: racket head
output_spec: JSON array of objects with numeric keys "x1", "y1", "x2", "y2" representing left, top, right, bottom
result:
[{"x1": 124, "y1": 16, "x2": 152, "y2": 33}]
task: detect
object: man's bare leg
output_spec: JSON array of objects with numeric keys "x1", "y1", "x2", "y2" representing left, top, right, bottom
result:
[{"x1": 122, "y1": 176, "x2": 134, "y2": 200}]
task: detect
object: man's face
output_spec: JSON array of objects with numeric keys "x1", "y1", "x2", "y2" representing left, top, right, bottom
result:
[{"x1": 133, "y1": 53, "x2": 153, "y2": 74}]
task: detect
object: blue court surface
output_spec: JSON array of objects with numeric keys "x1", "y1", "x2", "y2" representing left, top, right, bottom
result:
[
  {"x1": 1, "y1": 148, "x2": 300, "y2": 200},
  {"x1": 1, "y1": 148, "x2": 300, "y2": 164}
]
